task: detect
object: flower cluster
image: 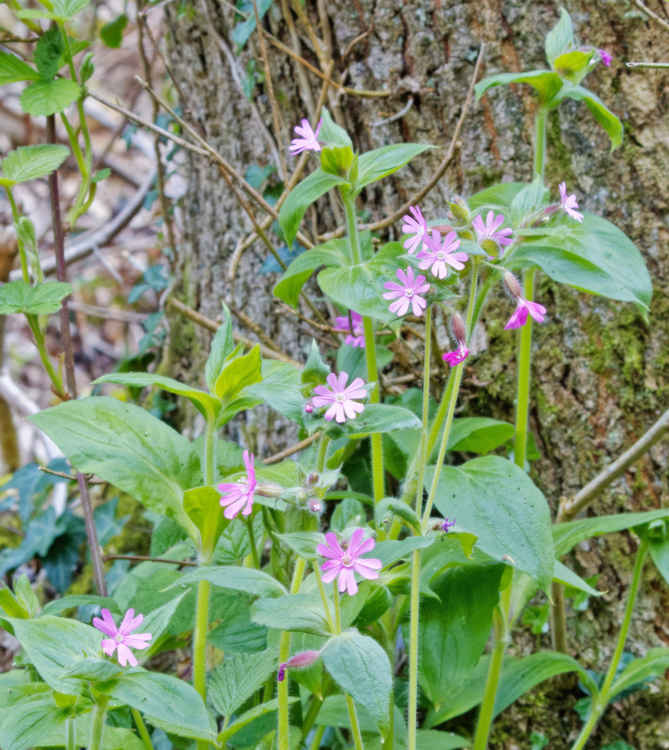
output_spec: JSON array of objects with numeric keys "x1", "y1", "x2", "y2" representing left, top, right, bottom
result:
[
  {"x1": 334, "y1": 310, "x2": 365, "y2": 348},
  {"x1": 93, "y1": 608, "x2": 152, "y2": 667},
  {"x1": 317, "y1": 528, "x2": 382, "y2": 595}
]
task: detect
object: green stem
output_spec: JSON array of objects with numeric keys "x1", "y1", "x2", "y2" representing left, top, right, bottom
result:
[
  {"x1": 313, "y1": 564, "x2": 335, "y2": 632},
  {"x1": 300, "y1": 696, "x2": 324, "y2": 743},
  {"x1": 65, "y1": 718, "x2": 75, "y2": 750},
  {"x1": 570, "y1": 539, "x2": 649, "y2": 750},
  {"x1": 513, "y1": 270, "x2": 535, "y2": 470},
  {"x1": 317, "y1": 433, "x2": 330, "y2": 473},
  {"x1": 415, "y1": 306, "x2": 432, "y2": 519},
  {"x1": 309, "y1": 724, "x2": 326, "y2": 750},
  {"x1": 534, "y1": 107, "x2": 547, "y2": 179},
  {"x1": 246, "y1": 516, "x2": 260, "y2": 568},
  {"x1": 26, "y1": 315, "x2": 66, "y2": 397},
  {"x1": 332, "y1": 582, "x2": 343, "y2": 634},
  {"x1": 131, "y1": 708, "x2": 154, "y2": 750},
  {"x1": 342, "y1": 190, "x2": 384, "y2": 503},
  {"x1": 407, "y1": 548, "x2": 421, "y2": 750},
  {"x1": 472, "y1": 586, "x2": 511, "y2": 750},
  {"x1": 89, "y1": 698, "x2": 109, "y2": 750},
  {"x1": 278, "y1": 557, "x2": 307, "y2": 750},
  {"x1": 4, "y1": 187, "x2": 30, "y2": 283}
]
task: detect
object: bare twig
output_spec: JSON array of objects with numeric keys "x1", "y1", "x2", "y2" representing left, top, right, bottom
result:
[
  {"x1": 46, "y1": 115, "x2": 107, "y2": 597},
  {"x1": 558, "y1": 408, "x2": 669, "y2": 522},
  {"x1": 625, "y1": 61, "x2": 669, "y2": 68},
  {"x1": 634, "y1": 0, "x2": 669, "y2": 32},
  {"x1": 319, "y1": 43, "x2": 486, "y2": 241},
  {"x1": 263, "y1": 432, "x2": 321, "y2": 464},
  {"x1": 103, "y1": 553, "x2": 197, "y2": 567},
  {"x1": 372, "y1": 96, "x2": 414, "y2": 127},
  {"x1": 227, "y1": 302, "x2": 285, "y2": 355},
  {"x1": 166, "y1": 297, "x2": 301, "y2": 367}
]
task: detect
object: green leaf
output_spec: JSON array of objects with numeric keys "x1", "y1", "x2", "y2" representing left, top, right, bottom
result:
[
  {"x1": 341, "y1": 403, "x2": 422, "y2": 438},
  {"x1": 354, "y1": 144, "x2": 432, "y2": 193},
  {"x1": 317, "y1": 241, "x2": 406, "y2": 323},
  {"x1": 20, "y1": 79, "x2": 81, "y2": 117},
  {"x1": 0, "y1": 587, "x2": 29, "y2": 619},
  {"x1": 552, "y1": 83, "x2": 623, "y2": 149},
  {"x1": 231, "y1": 0, "x2": 272, "y2": 49},
  {"x1": 509, "y1": 177, "x2": 549, "y2": 225},
  {"x1": 214, "y1": 344, "x2": 262, "y2": 401},
  {"x1": 609, "y1": 648, "x2": 669, "y2": 700},
  {"x1": 245, "y1": 359, "x2": 304, "y2": 423},
  {"x1": 7, "y1": 616, "x2": 101, "y2": 695},
  {"x1": 447, "y1": 417, "x2": 514, "y2": 454},
  {"x1": 30, "y1": 396, "x2": 200, "y2": 538},
  {"x1": 373, "y1": 536, "x2": 434, "y2": 569},
  {"x1": 279, "y1": 168, "x2": 348, "y2": 246},
  {"x1": 553, "y1": 561, "x2": 601, "y2": 598},
  {"x1": 217, "y1": 697, "x2": 294, "y2": 745},
  {"x1": 34, "y1": 27, "x2": 63, "y2": 80},
  {"x1": 276, "y1": 531, "x2": 325, "y2": 559},
  {"x1": 431, "y1": 456, "x2": 554, "y2": 589},
  {"x1": 374, "y1": 497, "x2": 421, "y2": 534},
  {"x1": 1, "y1": 145, "x2": 69, "y2": 184},
  {"x1": 251, "y1": 593, "x2": 328, "y2": 635},
  {"x1": 42, "y1": 594, "x2": 120, "y2": 616},
  {"x1": 302, "y1": 339, "x2": 330, "y2": 386},
  {"x1": 51, "y1": 0, "x2": 90, "y2": 19},
  {"x1": 415, "y1": 564, "x2": 504, "y2": 711},
  {"x1": 93, "y1": 372, "x2": 220, "y2": 420},
  {"x1": 321, "y1": 630, "x2": 392, "y2": 729},
  {"x1": 139, "y1": 591, "x2": 188, "y2": 661},
  {"x1": 205, "y1": 306, "x2": 235, "y2": 392},
  {"x1": 273, "y1": 238, "x2": 349, "y2": 307},
  {"x1": 170, "y1": 565, "x2": 287, "y2": 598},
  {"x1": 64, "y1": 657, "x2": 122, "y2": 681},
  {"x1": 0, "y1": 693, "x2": 66, "y2": 750},
  {"x1": 545, "y1": 8, "x2": 575, "y2": 64},
  {"x1": 318, "y1": 107, "x2": 352, "y2": 148},
  {"x1": 208, "y1": 597, "x2": 267, "y2": 653},
  {"x1": 553, "y1": 509, "x2": 669, "y2": 557},
  {"x1": 0, "y1": 52, "x2": 39, "y2": 85},
  {"x1": 475, "y1": 70, "x2": 563, "y2": 104},
  {"x1": 648, "y1": 522, "x2": 669, "y2": 585},
  {"x1": 100, "y1": 13, "x2": 128, "y2": 48},
  {"x1": 468, "y1": 181, "x2": 524, "y2": 211},
  {"x1": 12, "y1": 575, "x2": 39, "y2": 617},
  {"x1": 208, "y1": 650, "x2": 276, "y2": 716},
  {"x1": 0, "y1": 280, "x2": 71, "y2": 315},
  {"x1": 106, "y1": 670, "x2": 215, "y2": 742},
  {"x1": 553, "y1": 49, "x2": 595, "y2": 82}
]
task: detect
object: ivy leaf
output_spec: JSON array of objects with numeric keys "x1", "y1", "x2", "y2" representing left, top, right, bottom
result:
[{"x1": 100, "y1": 13, "x2": 128, "y2": 48}]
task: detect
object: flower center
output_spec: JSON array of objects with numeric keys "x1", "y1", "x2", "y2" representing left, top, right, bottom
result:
[
  {"x1": 341, "y1": 552, "x2": 353, "y2": 567},
  {"x1": 405, "y1": 288, "x2": 414, "y2": 298},
  {"x1": 335, "y1": 392, "x2": 346, "y2": 402},
  {"x1": 115, "y1": 633, "x2": 124, "y2": 643},
  {"x1": 437, "y1": 252, "x2": 445, "y2": 260}
]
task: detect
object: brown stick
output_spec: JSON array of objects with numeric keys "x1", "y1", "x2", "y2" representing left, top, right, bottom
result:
[
  {"x1": 263, "y1": 432, "x2": 322, "y2": 464},
  {"x1": 103, "y1": 553, "x2": 197, "y2": 567},
  {"x1": 46, "y1": 115, "x2": 107, "y2": 597}
]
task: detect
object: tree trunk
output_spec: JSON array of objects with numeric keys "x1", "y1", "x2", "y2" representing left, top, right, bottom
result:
[{"x1": 164, "y1": 1, "x2": 669, "y2": 746}]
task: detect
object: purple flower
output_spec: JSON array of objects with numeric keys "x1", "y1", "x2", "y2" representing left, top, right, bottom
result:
[
  {"x1": 334, "y1": 310, "x2": 365, "y2": 348},
  {"x1": 218, "y1": 450, "x2": 256, "y2": 519},
  {"x1": 442, "y1": 342, "x2": 469, "y2": 367},
  {"x1": 504, "y1": 298, "x2": 547, "y2": 330},
  {"x1": 558, "y1": 182, "x2": 583, "y2": 223},
  {"x1": 472, "y1": 211, "x2": 513, "y2": 250},
  {"x1": 441, "y1": 517, "x2": 456, "y2": 532},
  {"x1": 401, "y1": 205, "x2": 429, "y2": 255},
  {"x1": 317, "y1": 528, "x2": 382, "y2": 595},
  {"x1": 93, "y1": 608, "x2": 152, "y2": 667},
  {"x1": 289, "y1": 118, "x2": 322, "y2": 154},
  {"x1": 278, "y1": 650, "x2": 321, "y2": 682},
  {"x1": 599, "y1": 49, "x2": 612, "y2": 67},
  {"x1": 312, "y1": 371, "x2": 367, "y2": 423},
  {"x1": 418, "y1": 230, "x2": 468, "y2": 279},
  {"x1": 383, "y1": 267, "x2": 430, "y2": 317}
]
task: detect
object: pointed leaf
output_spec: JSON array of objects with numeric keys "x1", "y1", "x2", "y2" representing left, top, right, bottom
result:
[
  {"x1": 214, "y1": 344, "x2": 262, "y2": 401},
  {"x1": 553, "y1": 84, "x2": 623, "y2": 149},
  {"x1": 169, "y1": 565, "x2": 287, "y2": 598},
  {"x1": 475, "y1": 70, "x2": 563, "y2": 104},
  {"x1": 217, "y1": 697, "x2": 295, "y2": 745},
  {"x1": 0, "y1": 52, "x2": 39, "y2": 84},
  {"x1": 1, "y1": 145, "x2": 69, "y2": 184},
  {"x1": 208, "y1": 650, "x2": 276, "y2": 717},
  {"x1": 205, "y1": 306, "x2": 235, "y2": 392},
  {"x1": 545, "y1": 8, "x2": 575, "y2": 64},
  {"x1": 609, "y1": 648, "x2": 669, "y2": 700},
  {"x1": 354, "y1": 143, "x2": 432, "y2": 193},
  {"x1": 51, "y1": 0, "x2": 90, "y2": 19}
]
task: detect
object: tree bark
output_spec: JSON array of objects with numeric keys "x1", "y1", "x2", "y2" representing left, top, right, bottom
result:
[{"x1": 164, "y1": 1, "x2": 669, "y2": 746}]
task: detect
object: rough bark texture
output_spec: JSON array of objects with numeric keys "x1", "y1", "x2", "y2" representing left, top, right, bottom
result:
[{"x1": 164, "y1": 1, "x2": 668, "y2": 746}]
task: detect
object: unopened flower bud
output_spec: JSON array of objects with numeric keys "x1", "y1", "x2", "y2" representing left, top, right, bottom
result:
[
  {"x1": 451, "y1": 312, "x2": 467, "y2": 345},
  {"x1": 307, "y1": 498, "x2": 323, "y2": 514},
  {"x1": 306, "y1": 472, "x2": 319, "y2": 486},
  {"x1": 504, "y1": 271, "x2": 522, "y2": 299},
  {"x1": 449, "y1": 196, "x2": 470, "y2": 223},
  {"x1": 278, "y1": 650, "x2": 321, "y2": 681},
  {"x1": 304, "y1": 401, "x2": 314, "y2": 414}
]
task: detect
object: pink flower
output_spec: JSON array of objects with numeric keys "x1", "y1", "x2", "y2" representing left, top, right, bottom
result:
[
  {"x1": 334, "y1": 310, "x2": 365, "y2": 348},
  {"x1": 317, "y1": 528, "x2": 382, "y2": 595},
  {"x1": 599, "y1": 49, "x2": 612, "y2": 67},
  {"x1": 558, "y1": 182, "x2": 583, "y2": 223},
  {"x1": 418, "y1": 230, "x2": 468, "y2": 279},
  {"x1": 472, "y1": 211, "x2": 513, "y2": 250},
  {"x1": 383, "y1": 267, "x2": 430, "y2": 317},
  {"x1": 504, "y1": 298, "x2": 547, "y2": 330},
  {"x1": 312, "y1": 371, "x2": 367, "y2": 423},
  {"x1": 401, "y1": 205, "x2": 429, "y2": 255},
  {"x1": 93, "y1": 608, "x2": 152, "y2": 667},
  {"x1": 289, "y1": 118, "x2": 322, "y2": 154},
  {"x1": 442, "y1": 342, "x2": 469, "y2": 367},
  {"x1": 278, "y1": 650, "x2": 320, "y2": 681},
  {"x1": 218, "y1": 450, "x2": 256, "y2": 519}
]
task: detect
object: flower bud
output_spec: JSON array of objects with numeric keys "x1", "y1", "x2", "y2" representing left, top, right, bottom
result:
[
  {"x1": 450, "y1": 312, "x2": 467, "y2": 345},
  {"x1": 504, "y1": 271, "x2": 522, "y2": 299},
  {"x1": 307, "y1": 498, "x2": 323, "y2": 515},
  {"x1": 304, "y1": 401, "x2": 314, "y2": 414},
  {"x1": 449, "y1": 196, "x2": 470, "y2": 223},
  {"x1": 306, "y1": 472, "x2": 319, "y2": 486},
  {"x1": 278, "y1": 650, "x2": 321, "y2": 681}
]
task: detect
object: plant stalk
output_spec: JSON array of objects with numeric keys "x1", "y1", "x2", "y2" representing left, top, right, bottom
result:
[
  {"x1": 89, "y1": 698, "x2": 109, "y2": 750},
  {"x1": 65, "y1": 718, "x2": 75, "y2": 750},
  {"x1": 131, "y1": 708, "x2": 154, "y2": 750},
  {"x1": 342, "y1": 190, "x2": 384, "y2": 502},
  {"x1": 570, "y1": 539, "x2": 649, "y2": 750},
  {"x1": 513, "y1": 270, "x2": 535, "y2": 471},
  {"x1": 407, "y1": 548, "x2": 422, "y2": 750},
  {"x1": 278, "y1": 557, "x2": 307, "y2": 750}
]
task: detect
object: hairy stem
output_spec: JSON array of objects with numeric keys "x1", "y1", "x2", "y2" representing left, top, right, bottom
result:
[
  {"x1": 342, "y1": 190, "x2": 384, "y2": 502},
  {"x1": 407, "y1": 548, "x2": 421, "y2": 750},
  {"x1": 89, "y1": 698, "x2": 109, "y2": 750},
  {"x1": 131, "y1": 708, "x2": 154, "y2": 750}
]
